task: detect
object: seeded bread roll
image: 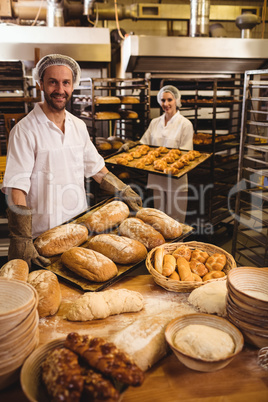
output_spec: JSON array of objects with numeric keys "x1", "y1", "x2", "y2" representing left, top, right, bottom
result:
[
  {"x1": 84, "y1": 201, "x2": 129, "y2": 234},
  {"x1": 136, "y1": 208, "x2": 183, "y2": 239},
  {"x1": 28, "y1": 270, "x2": 62, "y2": 317},
  {"x1": 61, "y1": 247, "x2": 118, "y2": 282},
  {"x1": 0, "y1": 259, "x2": 29, "y2": 281},
  {"x1": 87, "y1": 234, "x2": 147, "y2": 265},
  {"x1": 118, "y1": 217, "x2": 165, "y2": 250},
  {"x1": 34, "y1": 223, "x2": 88, "y2": 257}
]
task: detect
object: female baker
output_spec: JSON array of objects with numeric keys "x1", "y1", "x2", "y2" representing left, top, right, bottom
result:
[{"x1": 140, "y1": 85, "x2": 194, "y2": 223}]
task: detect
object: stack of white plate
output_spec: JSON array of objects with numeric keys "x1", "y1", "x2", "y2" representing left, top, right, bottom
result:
[
  {"x1": 0, "y1": 277, "x2": 39, "y2": 390},
  {"x1": 226, "y1": 267, "x2": 268, "y2": 348}
]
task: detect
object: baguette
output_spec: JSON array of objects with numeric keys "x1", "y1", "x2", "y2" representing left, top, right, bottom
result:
[
  {"x1": 118, "y1": 217, "x2": 165, "y2": 250},
  {"x1": 162, "y1": 254, "x2": 176, "y2": 276},
  {"x1": 136, "y1": 208, "x2": 183, "y2": 239},
  {"x1": 84, "y1": 200, "x2": 129, "y2": 234},
  {"x1": 34, "y1": 223, "x2": 88, "y2": 257},
  {"x1": 61, "y1": 247, "x2": 118, "y2": 282},
  {"x1": 87, "y1": 234, "x2": 147, "y2": 264},
  {"x1": 176, "y1": 256, "x2": 194, "y2": 281},
  {"x1": 67, "y1": 289, "x2": 144, "y2": 321}
]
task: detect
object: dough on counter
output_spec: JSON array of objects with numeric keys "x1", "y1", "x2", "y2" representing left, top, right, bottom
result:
[
  {"x1": 66, "y1": 288, "x2": 144, "y2": 321},
  {"x1": 188, "y1": 280, "x2": 227, "y2": 316},
  {"x1": 174, "y1": 324, "x2": 235, "y2": 360}
]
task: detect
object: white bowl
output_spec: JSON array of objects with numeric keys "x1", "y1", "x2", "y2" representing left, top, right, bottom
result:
[{"x1": 165, "y1": 314, "x2": 244, "y2": 372}]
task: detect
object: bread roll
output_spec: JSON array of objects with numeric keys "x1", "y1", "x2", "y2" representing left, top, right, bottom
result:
[
  {"x1": 162, "y1": 254, "x2": 176, "y2": 276},
  {"x1": 34, "y1": 223, "x2": 88, "y2": 257},
  {"x1": 172, "y1": 246, "x2": 192, "y2": 261},
  {"x1": 28, "y1": 270, "x2": 61, "y2": 317},
  {"x1": 191, "y1": 249, "x2": 209, "y2": 264},
  {"x1": 189, "y1": 260, "x2": 208, "y2": 277},
  {"x1": 61, "y1": 247, "x2": 118, "y2": 282},
  {"x1": 87, "y1": 234, "x2": 147, "y2": 265},
  {"x1": 203, "y1": 270, "x2": 226, "y2": 282},
  {"x1": 192, "y1": 273, "x2": 202, "y2": 282},
  {"x1": 116, "y1": 157, "x2": 129, "y2": 165},
  {"x1": 66, "y1": 289, "x2": 144, "y2": 321},
  {"x1": 169, "y1": 271, "x2": 180, "y2": 281},
  {"x1": 205, "y1": 253, "x2": 227, "y2": 271},
  {"x1": 177, "y1": 256, "x2": 194, "y2": 281},
  {"x1": 118, "y1": 217, "x2": 165, "y2": 250},
  {"x1": 84, "y1": 200, "x2": 129, "y2": 234},
  {"x1": 0, "y1": 259, "x2": 29, "y2": 281},
  {"x1": 136, "y1": 208, "x2": 183, "y2": 239},
  {"x1": 154, "y1": 247, "x2": 165, "y2": 274}
]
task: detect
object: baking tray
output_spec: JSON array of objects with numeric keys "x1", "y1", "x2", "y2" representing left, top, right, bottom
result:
[
  {"x1": 38, "y1": 198, "x2": 194, "y2": 292},
  {"x1": 105, "y1": 146, "x2": 211, "y2": 179}
]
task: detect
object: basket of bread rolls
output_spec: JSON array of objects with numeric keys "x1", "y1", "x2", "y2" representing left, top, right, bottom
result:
[{"x1": 145, "y1": 241, "x2": 236, "y2": 293}]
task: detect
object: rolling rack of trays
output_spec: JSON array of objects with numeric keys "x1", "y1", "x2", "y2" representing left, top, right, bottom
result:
[
  {"x1": 231, "y1": 69, "x2": 268, "y2": 267},
  {"x1": 71, "y1": 77, "x2": 151, "y2": 144},
  {"x1": 159, "y1": 76, "x2": 244, "y2": 233}
]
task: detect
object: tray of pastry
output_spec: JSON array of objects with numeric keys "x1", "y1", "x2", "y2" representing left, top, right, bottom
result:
[
  {"x1": 36, "y1": 198, "x2": 194, "y2": 292},
  {"x1": 105, "y1": 145, "x2": 211, "y2": 179}
]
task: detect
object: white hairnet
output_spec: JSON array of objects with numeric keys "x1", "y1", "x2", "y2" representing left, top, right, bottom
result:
[
  {"x1": 33, "y1": 54, "x2": 81, "y2": 88},
  {"x1": 157, "y1": 85, "x2": 182, "y2": 108}
]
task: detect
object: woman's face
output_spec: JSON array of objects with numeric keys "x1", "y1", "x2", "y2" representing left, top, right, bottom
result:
[{"x1": 160, "y1": 91, "x2": 177, "y2": 116}]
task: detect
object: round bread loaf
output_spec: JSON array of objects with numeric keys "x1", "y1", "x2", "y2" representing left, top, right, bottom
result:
[
  {"x1": 84, "y1": 200, "x2": 130, "y2": 234},
  {"x1": 34, "y1": 223, "x2": 88, "y2": 257},
  {"x1": 28, "y1": 270, "x2": 61, "y2": 317},
  {"x1": 61, "y1": 247, "x2": 118, "y2": 282},
  {"x1": 0, "y1": 259, "x2": 29, "y2": 282},
  {"x1": 87, "y1": 234, "x2": 147, "y2": 264},
  {"x1": 118, "y1": 217, "x2": 165, "y2": 250},
  {"x1": 136, "y1": 208, "x2": 183, "y2": 239}
]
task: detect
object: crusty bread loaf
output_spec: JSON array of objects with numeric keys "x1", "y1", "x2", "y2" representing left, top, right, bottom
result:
[
  {"x1": 95, "y1": 96, "x2": 121, "y2": 104},
  {"x1": 61, "y1": 247, "x2": 118, "y2": 282},
  {"x1": 28, "y1": 270, "x2": 61, "y2": 317},
  {"x1": 119, "y1": 109, "x2": 139, "y2": 119},
  {"x1": 120, "y1": 96, "x2": 140, "y2": 104},
  {"x1": 95, "y1": 112, "x2": 121, "y2": 120},
  {"x1": 0, "y1": 259, "x2": 29, "y2": 281},
  {"x1": 67, "y1": 289, "x2": 144, "y2": 321},
  {"x1": 136, "y1": 208, "x2": 183, "y2": 239},
  {"x1": 84, "y1": 200, "x2": 129, "y2": 234},
  {"x1": 118, "y1": 217, "x2": 165, "y2": 250},
  {"x1": 87, "y1": 234, "x2": 147, "y2": 265},
  {"x1": 34, "y1": 223, "x2": 88, "y2": 257}
]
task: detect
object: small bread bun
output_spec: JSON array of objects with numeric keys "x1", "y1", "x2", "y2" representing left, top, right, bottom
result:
[
  {"x1": 143, "y1": 156, "x2": 156, "y2": 165},
  {"x1": 203, "y1": 270, "x2": 226, "y2": 282},
  {"x1": 0, "y1": 259, "x2": 29, "y2": 282},
  {"x1": 169, "y1": 271, "x2": 180, "y2": 281},
  {"x1": 171, "y1": 161, "x2": 184, "y2": 169},
  {"x1": 164, "y1": 167, "x2": 179, "y2": 175},
  {"x1": 135, "y1": 160, "x2": 146, "y2": 169},
  {"x1": 177, "y1": 256, "x2": 193, "y2": 281},
  {"x1": 120, "y1": 153, "x2": 134, "y2": 161},
  {"x1": 154, "y1": 247, "x2": 165, "y2": 274},
  {"x1": 179, "y1": 155, "x2": 190, "y2": 165},
  {"x1": 205, "y1": 253, "x2": 227, "y2": 271},
  {"x1": 137, "y1": 145, "x2": 150, "y2": 153},
  {"x1": 189, "y1": 260, "x2": 208, "y2": 277},
  {"x1": 172, "y1": 246, "x2": 192, "y2": 261},
  {"x1": 148, "y1": 150, "x2": 161, "y2": 157},
  {"x1": 156, "y1": 146, "x2": 169, "y2": 154},
  {"x1": 116, "y1": 157, "x2": 129, "y2": 166},
  {"x1": 161, "y1": 156, "x2": 175, "y2": 164},
  {"x1": 191, "y1": 249, "x2": 209, "y2": 264},
  {"x1": 162, "y1": 254, "x2": 176, "y2": 276},
  {"x1": 153, "y1": 160, "x2": 167, "y2": 171},
  {"x1": 192, "y1": 273, "x2": 202, "y2": 282},
  {"x1": 130, "y1": 151, "x2": 142, "y2": 159}
]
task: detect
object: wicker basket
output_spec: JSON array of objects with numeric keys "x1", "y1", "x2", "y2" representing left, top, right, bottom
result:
[{"x1": 146, "y1": 241, "x2": 237, "y2": 293}]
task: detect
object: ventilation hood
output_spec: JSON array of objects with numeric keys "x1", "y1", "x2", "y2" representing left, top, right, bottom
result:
[
  {"x1": 120, "y1": 35, "x2": 268, "y2": 75},
  {"x1": 0, "y1": 25, "x2": 111, "y2": 62}
]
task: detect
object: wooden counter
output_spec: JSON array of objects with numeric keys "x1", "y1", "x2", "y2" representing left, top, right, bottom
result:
[{"x1": 1, "y1": 275, "x2": 267, "y2": 402}]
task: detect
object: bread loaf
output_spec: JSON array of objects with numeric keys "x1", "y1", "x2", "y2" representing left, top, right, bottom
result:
[
  {"x1": 177, "y1": 256, "x2": 194, "y2": 281},
  {"x1": 0, "y1": 259, "x2": 29, "y2": 281},
  {"x1": 34, "y1": 223, "x2": 88, "y2": 257},
  {"x1": 120, "y1": 96, "x2": 140, "y2": 104},
  {"x1": 162, "y1": 254, "x2": 176, "y2": 276},
  {"x1": 28, "y1": 270, "x2": 61, "y2": 317},
  {"x1": 95, "y1": 112, "x2": 121, "y2": 120},
  {"x1": 84, "y1": 200, "x2": 129, "y2": 234},
  {"x1": 67, "y1": 289, "x2": 144, "y2": 321},
  {"x1": 136, "y1": 208, "x2": 183, "y2": 239},
  {"x1": 61, "y1": 247, "x2": 118, "y2": 282},
  {"x1": 118, "y1": 217, "x2": 165, "y2": 250},
  {"x1": 87, "y1": 234, "x2": 147, "y2": 265},
  {"x1": 95, "y1": 96, "x2": 121, "y2": 104}
]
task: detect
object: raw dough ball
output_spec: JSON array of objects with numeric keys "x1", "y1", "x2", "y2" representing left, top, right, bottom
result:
[
  {"x1": 174, "y1": 324, "x2": 235, "y2": 360},
  {"x1": 188, "y1": 280, "x2": 227, "y2": 316}
]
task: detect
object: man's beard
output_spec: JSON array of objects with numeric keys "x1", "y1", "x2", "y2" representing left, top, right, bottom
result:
[{"x1": 44, "y1": 92, "x2": 71, "y2": 111}]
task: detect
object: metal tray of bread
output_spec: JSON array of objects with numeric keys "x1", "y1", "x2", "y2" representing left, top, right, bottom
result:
[
  {"x1": 37, "y1": 198, "x2": 194, "y2": 292},
  {"x1": 105, "y1": 145, "x2": 211, "y2": 179}
]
